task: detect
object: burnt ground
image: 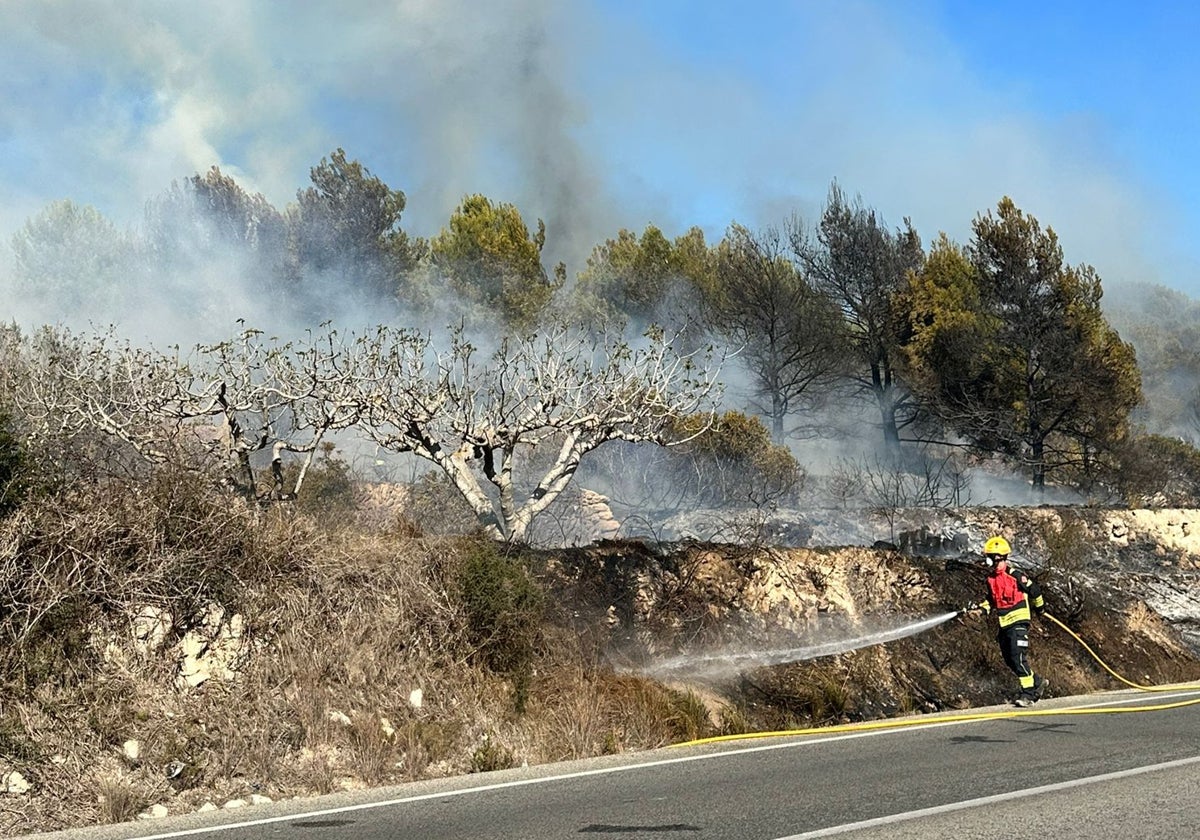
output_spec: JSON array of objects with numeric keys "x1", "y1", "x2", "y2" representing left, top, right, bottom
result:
[{"x1": 541, "y1": 540, "x2": 1200, "y2": 730}]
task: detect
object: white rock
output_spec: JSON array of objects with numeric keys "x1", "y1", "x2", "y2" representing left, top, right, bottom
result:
[
  {"x1": 122, "y1": 739, "x2": 141, "y2": 762},
  {"x1": 180, "y1": 633, "x2": 209, "y2": 660},
  {"x1": 132, "y1": 606, "x2": 173, "y2": 651},
  {"x1": 198, "y1": 802, "x2": 218, "y2": 813},
  {"x1": 409, "y1": 688, "x2": 424, "y2": 709},
  {"x1": 328, "y1": 710, "x2": 352, "y2": 726},
  {"x1": 2, "y1": 770, "x2": 30, "y2": 794},
  {"x1": 179, "y1": 667, "x2": 211, "y2": 688},
  {"x1": 223, "y1": 798, "x2": 248, "y2": 809},
  {"x1": 249, "y1": 794, "x2": 273, "y2": 805},
  {"x1": 380, "y1": 716, "x2": 396, "y2": 738},
  {"x1": 174, "y1": 603, "x2": 250, "y2": 688},
  {"x1": 137, "y1": 804, "x2": 169, "y2": 820}
]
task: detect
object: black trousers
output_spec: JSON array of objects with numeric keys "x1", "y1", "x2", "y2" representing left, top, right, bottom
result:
[{"x1": 997, "y1": 622, "x2": 1042, "y2": 698}]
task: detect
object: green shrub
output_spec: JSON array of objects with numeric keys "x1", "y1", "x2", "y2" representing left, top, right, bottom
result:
[
  {"x1": 1107, "y1": 433, "x2": 1200, "y2": 506},
  {"x1": 578, "y1": 410, "x2": 803, "y2": 517},
  {"x1": 457, "y1": 541, "x2": 544, "y2": 712},
  {"x1": 718, "y1": 703, "x2": 751, "y2": 736},
  {"x1": 664, "y1": 688, "x2": 712, "y2": 741},
  {"x1": 666, "y1": 410, "x2": 803, "y2": 508},
  {"x1": 1038, "y1": 516, "x2": 1092, "y2": 619}
]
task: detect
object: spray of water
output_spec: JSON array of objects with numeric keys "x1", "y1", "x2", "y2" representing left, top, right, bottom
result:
[{"x1": 638, "y1": 610, "x2": 960, "y2": 681}]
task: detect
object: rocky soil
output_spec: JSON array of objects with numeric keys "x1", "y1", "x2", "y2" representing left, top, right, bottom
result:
[
  {"x1": 652, "y1": 505, "x2": 1200, "y2": 654},
  {"x1": 542, "y1": 504, "x2": 1200, "y2": 732}
]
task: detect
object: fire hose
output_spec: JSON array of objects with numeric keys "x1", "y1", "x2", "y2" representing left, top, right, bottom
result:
[
  {"x1": 674, "y1": 610, "x2": 1200, "y2": 748},
  {"x1": 1042, "y1": 612, "x2": 1200, "y2": 693}
]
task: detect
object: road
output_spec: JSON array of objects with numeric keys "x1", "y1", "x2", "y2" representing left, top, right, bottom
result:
[{"x1": 25, "y1": 688, "x2": 1200, "y2": 840}]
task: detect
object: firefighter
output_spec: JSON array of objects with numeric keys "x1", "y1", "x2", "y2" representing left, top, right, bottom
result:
[{"x1": 971, "y1": 535, "x2": 1049, "y2": 707}]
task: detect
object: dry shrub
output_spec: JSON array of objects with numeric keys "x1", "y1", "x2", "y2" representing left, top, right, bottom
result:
[
  {"x1": 0, "y1": 477, "x2": 515, "y2": 833},
  {"x1": 283, "y1": 444, "x2": 356, "y2": 525},
  {"x1": 391, "y1": 718, "x2": 461, "y2": 781},
  {"x1": 813, "y1": 673, "x2": 851, "y2": 720},
  {"x1": 199, "y1": 685, "x2": 305, "y2": 786},
  {"x1": 604, "y1": 674, "x2": 712, "y2": 747},
  {"x1": 525, "y1": 665, "x2": 613, "y2": 762},
  {"x1": 524, "y1": 665, "x2": 717, "y2": 762},
  {"x1": 346, "y1": 713, "x2": 399, "y2": 786},
  {"x1": 0, "y1": 485, "x2": 320, "y2": 828},
  {"x1": 294, "y1": 746, "x2": 337, "y2": 796},
  {"x1": 238, "y1": 535, "x2": 487, "y2": 786},
  {"x1": 1126, "y1": 601, "x2": 1156, "y2": 634},
  {"x1": 0, "y1": 712, "x2": 40, "y2": 765},
  {"x1": 0, "y1": 470, "x2": 316, "y2": 688},
  {"x1": 93, "y1": 774, "x2": 150, "y2": 825},
  {"x1": 732, "y1": 661, "x2": 856, "y2": 729},
  {"x1": 395, "y1": 471, "x2": 479, "y2": 537}
]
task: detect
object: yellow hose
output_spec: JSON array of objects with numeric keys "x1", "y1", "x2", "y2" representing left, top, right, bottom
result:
[
  {"x1": 1043, "y1": 612, "x2": 1200, "y2": 692},
  {"x1": 673, "y1": 611, "x2": 1200, "y2": 748}
]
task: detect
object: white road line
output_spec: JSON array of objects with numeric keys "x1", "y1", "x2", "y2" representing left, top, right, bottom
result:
[
  {"x1": 773, "y1": 754, "x2": 1200, "y2": 839},
  {"x1": 113, "y1": 689, "x2": 1200, "y2": 840}
]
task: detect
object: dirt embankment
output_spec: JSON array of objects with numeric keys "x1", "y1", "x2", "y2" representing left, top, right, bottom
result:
[{"x1": 546, "y1": 528, "x2": 1200, "y2": 725}]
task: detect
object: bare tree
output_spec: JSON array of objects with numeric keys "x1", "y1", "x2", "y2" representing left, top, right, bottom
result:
[
  {"x1": 5, "y1": 322, "x2": 720, "y2": 540},
  {"x1": 859, "y1": 452, "x2": 974, "y2": 542},
  {"x1": 345, "y1": 324, "x2": 722, "y2": 542},
  {"x1": 4, "y1": 325, "x2": 361, "y2": 498}
]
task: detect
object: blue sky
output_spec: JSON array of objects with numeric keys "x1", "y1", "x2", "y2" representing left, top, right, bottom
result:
[{"x1": 3, "y1": 0, "x2": 1200, "y2": 302}]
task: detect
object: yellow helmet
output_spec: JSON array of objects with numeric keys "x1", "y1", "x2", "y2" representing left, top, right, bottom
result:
[{"x1": 983, "y1": 535, "x2": 1011, "y2": 556}]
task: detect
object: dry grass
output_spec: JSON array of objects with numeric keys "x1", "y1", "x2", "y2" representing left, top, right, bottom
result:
[
  {"x1": 0, "y1": 476, "x2": 519, "y2": 833},
  {"x1": 94, "y1": 774, "x2": 150, "y2": 825},
  {"x1": 1125, "y1": 600, "x2": 1157, "y2": 635}
]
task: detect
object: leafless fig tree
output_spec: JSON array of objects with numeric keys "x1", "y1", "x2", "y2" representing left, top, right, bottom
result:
[
  {"x1": 5, "y1": 322, "x2": 721, "y2": 539},
  {"x1": 4, "y1": 325, "x2": 360, "y2": 498},
  {"x1": 345, "y1": 324, "x2": 722, "y2": 542}
]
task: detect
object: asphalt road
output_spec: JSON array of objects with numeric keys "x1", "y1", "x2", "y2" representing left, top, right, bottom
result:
[{"x1": 26, "y1": 687, "x2": 1200, "y2": 840}]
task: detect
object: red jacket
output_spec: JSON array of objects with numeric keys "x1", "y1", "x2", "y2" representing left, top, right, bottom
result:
[{"x1": 982, "y1": 566, "x2": 1044, "y2": 628}]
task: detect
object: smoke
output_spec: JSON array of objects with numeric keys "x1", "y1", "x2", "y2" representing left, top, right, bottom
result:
[
  {"x1": 1, "y1": 0, "x2": 1190, "y2": 322},
  {"x1": 0, "y1": 1, "x2": 1192, "y2": 517}
]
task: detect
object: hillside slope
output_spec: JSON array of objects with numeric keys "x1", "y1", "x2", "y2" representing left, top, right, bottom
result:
[{"x1": 2, "y1": 504, "x2": 1199, "y2": 835}]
